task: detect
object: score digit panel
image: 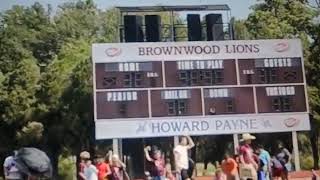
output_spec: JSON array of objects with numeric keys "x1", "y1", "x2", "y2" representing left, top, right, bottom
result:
[
  {"x1": 238, "y1": 58, "x2": 303, "y2": 84},
  {"x1": 165, "y1": 59, "x2": 237, "y2": 87},
  {"x1": 93, "y1": 39, "x2": 310, "y2": 139},
  {"x1": 95, "y1": 61, "x2": 163, "y2": 89}
]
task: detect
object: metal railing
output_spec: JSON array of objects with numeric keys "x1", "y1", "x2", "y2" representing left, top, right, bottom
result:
[{"x1": 119, "y1": 23, "x2": 233, "y2": 43}]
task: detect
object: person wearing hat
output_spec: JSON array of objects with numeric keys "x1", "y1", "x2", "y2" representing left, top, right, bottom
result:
[
  {"x1": 79, "y1": 151, "x2": 91, "y2": 180},
  {"x1": 239, "y1": 133, "x2": 258, "y2": 180}
]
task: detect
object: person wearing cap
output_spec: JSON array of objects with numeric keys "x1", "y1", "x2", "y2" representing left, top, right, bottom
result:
[
  {"x1": 95, "y1": 154, "x2": 111, "y2": 180},
  {"x1": 239, "y1": 133, "x2": 258, "y2": 180},
  {"x1": 79, "y1": 151, "x2": 91, "y2": 180}
]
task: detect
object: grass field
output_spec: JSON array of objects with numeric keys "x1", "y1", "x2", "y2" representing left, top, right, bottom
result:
[{"x1": 195, "y1": 163, "x2": 217, "y2": 176}]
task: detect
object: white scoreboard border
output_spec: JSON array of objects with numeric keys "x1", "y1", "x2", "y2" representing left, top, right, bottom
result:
[{"x1": 92, "y1": 39, "x2": 310, "y2": 139}]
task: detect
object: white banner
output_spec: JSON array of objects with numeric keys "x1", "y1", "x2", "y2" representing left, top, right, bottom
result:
[
  {"x1": 92, "y1": 39, "x2": 303, "y2": 63},
  {"x1": 95, "y1": 113, "x2": 310, "y2": 139}
]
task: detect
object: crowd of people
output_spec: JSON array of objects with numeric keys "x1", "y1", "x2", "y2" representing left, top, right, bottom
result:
[
  {"x1": 78, "y1": 150, "x2": 128, "y2": 180},
  {"x1": 142, "y1": 134, "x2": 296, "y2": 180},
  {"x1": 216, "y1": 133, "x2": 292, "y2": 180},
  {"x1": 3, "y1": 134, "x2": 314, "y2": 180},
  {"x1": 76, "y1": 135, "x2": 196, "y2": 180},
  {"x1": 76, "y1": 134, "x2": 294, "y2": 180},
  {"x1": 75, "y1": 134, "x2": 296, "y2": 180},
  {"x1": 143, "y1": 135, "x2": 195, "y2": 180}
]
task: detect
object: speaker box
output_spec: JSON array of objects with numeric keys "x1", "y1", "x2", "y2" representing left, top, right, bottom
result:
[
  {"x1": 187, "y1": 14, "x2": 202, "y2": 41},
  {"x1": 145, "y1": 15, "x2": 161, "y2": 42},
  {"x1": 206, "y1": 14, "x2": 224, "y2": 41},
  {"x1": 124, "y1": 15, "x2": 144, "y2": 42}
]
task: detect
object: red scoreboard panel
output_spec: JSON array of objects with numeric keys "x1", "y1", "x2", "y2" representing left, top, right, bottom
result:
[
  {"x1": 93, "y1": 39, "x2": 310, "y2": 139},
  {"x1": 165, "y1": 59, "x2": 237, "y2": 87},
  {"x1": 96, "y1": 91, "x2": 149, "y2": 119},
  {"x1": 238, "y1": 58, "x2": 303, "y2": 84},
  {"x1": 151, "y1": 89, "x2": 202, "y2": 117},
  {"x1": 203, "y1": 87, "x2": 255, "y2": 115},
  {"x1": 95, "y1": 62, "x2": 163, "y2": 89},
  {"x1": 256, "y1": 85, "x2": 306, "y2": 113}
]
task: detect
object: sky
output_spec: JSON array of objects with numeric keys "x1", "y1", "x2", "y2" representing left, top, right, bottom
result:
[{"x1": 0, "y1": 0, "x2": 257, "y2": 19}]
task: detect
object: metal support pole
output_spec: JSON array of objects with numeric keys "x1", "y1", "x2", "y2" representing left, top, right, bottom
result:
[
  {"x1": 174, "y1": 136, "x2": 179, "y2": 146},
  {"x1": 119, "y1": 139, "x2": 123, "y2": 159},
  {"x1": 113, "y1": 138, "x2": 120, "y2": 155},
  {"x1": 233, "y1": 134, "x2": 239, "y2": 154},
  {"x1": 292, "y1": 131, "x2": 301, "y2": 171}
]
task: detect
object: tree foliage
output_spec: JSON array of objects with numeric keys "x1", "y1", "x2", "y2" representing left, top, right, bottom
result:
[
  {"x1": 1, "y1": 0, "x2": 320, "y2": 176},
  {"x1": 235, "y1": 0, "x2": 320, "y2": 169},
  {"x1": 0, "y1": 0, "x2": 118, "y2": 177}
]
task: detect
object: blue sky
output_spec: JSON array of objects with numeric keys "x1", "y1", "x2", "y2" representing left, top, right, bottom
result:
[{"x1": 0, "y1": 0, "x2": 257, "y2": 19}]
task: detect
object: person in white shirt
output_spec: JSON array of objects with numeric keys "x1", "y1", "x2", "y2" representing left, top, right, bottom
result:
[
  {"x1": 3, "y1": 152, "x2": 22, "y2": 180},
  {"x1": 174, "y1": 135, "x2": 195, "y2": 180},
  {"x1": 84, "y1": 160, "x2": 98, "y2": 180}
]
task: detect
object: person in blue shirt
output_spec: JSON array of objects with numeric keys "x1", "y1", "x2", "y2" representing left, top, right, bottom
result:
[{"x1": 255, "y1": 144, "x2": 271, "y2": 180}]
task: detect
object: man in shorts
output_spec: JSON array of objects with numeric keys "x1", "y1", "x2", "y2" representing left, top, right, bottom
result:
[{"x1": 174, "y1": 135, "x2": 195, "y2": 180}]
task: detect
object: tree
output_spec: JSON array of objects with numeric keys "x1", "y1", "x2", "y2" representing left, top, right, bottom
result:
[
  {"x1": 242, "y1": 0, "x2": 319, "y2": 169},
  {"x1": 0, "y1": 1, "x2": 119, "y2": 178},
  {"x1": 233, "y1": 19, "x2": 251, "y2": 40},
  {"x1": 35, "y1": 1, "x2": 119, "y2": 176}
]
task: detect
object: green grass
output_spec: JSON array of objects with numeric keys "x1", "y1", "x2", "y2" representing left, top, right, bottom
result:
[{"x1": 196, "y1": 163, "x2": 216, "y2": 176}]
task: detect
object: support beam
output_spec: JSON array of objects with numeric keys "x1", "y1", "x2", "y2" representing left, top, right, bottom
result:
[
  {"x1": 119, "y1": 139, "x2": 123, "y2": 159},
  {"x1": 113, "y1": 138, "x2": 120, "y2": 155},
  {"x1": 233, "y1": 134, "x2": 239, "y2": 154},
  {"x1": 292, "y1": 131, "x2": 301, "y2": 171},
  {"x1": 174, "y1": 136, "x2": 179, "y2": 146}
]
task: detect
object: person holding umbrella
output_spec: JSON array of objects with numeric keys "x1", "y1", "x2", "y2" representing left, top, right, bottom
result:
[{"x1": 12, "y1": 147, "x2": 52, "y2": 179}]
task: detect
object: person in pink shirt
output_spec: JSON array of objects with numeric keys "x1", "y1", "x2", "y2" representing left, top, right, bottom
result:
[
  {"x1": 144, "y1": 146, "x2": 165, "y2": 180},
  {"x1": 239, "y1": 133, "x2": 258, "y2": 180}
]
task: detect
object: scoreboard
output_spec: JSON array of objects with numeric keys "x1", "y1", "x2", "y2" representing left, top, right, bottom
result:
[{"x1": 92, "y1": 39, "x2": 310, "y2": 139}]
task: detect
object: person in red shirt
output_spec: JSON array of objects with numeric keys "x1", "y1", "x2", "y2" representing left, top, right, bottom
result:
[
  {"x1": 221, "y1": 153, "x2": 239, "y2": 180},
  {"x1": 95, "y1": 154, "x2": 111, "y2": 180}
]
